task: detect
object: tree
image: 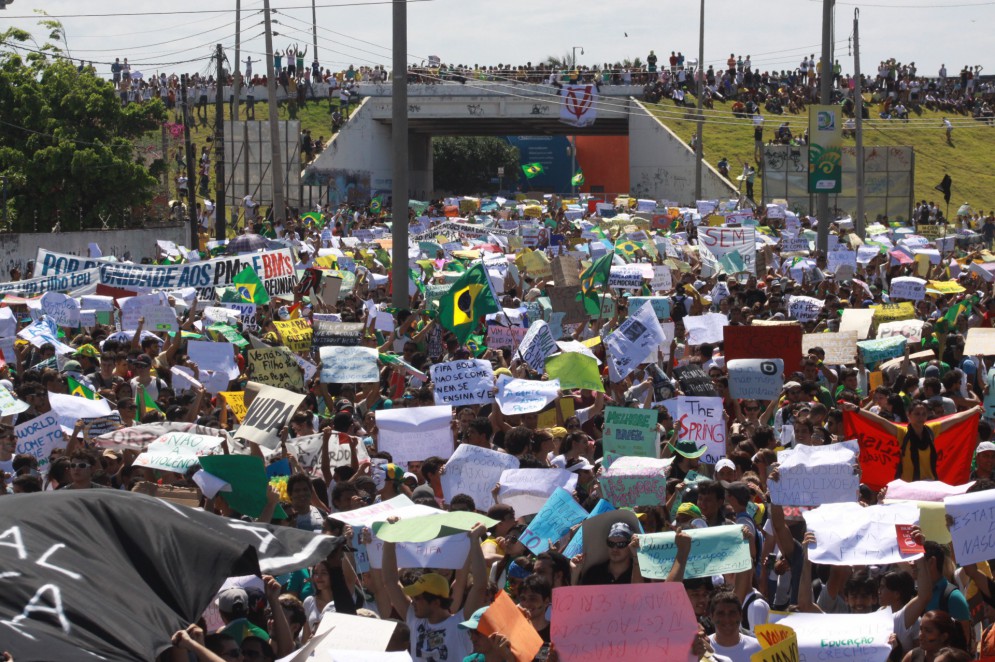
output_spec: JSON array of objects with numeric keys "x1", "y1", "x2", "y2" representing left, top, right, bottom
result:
[
  {"x1": 0, "y1": 25, "x2": 167, "y2": 232},
  {"x1": 433, "y1": 136, "x2": 520, "y2": 194}
]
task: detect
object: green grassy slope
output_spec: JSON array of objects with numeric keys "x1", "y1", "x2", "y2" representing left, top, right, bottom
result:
[{"x1": 644, "y1": 98, "x2": 995, "y2": 212}]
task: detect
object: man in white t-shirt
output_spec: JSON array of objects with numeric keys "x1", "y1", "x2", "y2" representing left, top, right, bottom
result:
[
  {"x1": 380, "y1": 524, "x2": 489, "y2": 661},
  {"x1": 242, "y1": 194, "x2": 258, "y2": 225},
  {"x1": 708, "y1": 591, "x2": 762, "y2": 662}
]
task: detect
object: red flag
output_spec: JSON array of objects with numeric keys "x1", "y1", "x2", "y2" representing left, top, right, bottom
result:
[{"x1": 844, "y1": 409, "x2": 978, "y2": 491}]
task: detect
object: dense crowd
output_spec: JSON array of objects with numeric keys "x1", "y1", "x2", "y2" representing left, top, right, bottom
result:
[{"x1": 5, "y1": 187, "x2": 995, "y2": 662}]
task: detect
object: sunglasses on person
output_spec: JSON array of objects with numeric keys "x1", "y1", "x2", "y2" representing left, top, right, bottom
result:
[
  {"x1": 606, "y1": 539, "x2": 629, "y2": 549},
  {"x1": 70, "y1": 462, "x2": 92, "y2": 470}
]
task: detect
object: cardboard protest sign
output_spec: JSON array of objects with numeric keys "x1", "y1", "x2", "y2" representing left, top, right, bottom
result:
[
  {"x1": 248, "y1": 346, "x2": 304, "y2": 390},
  {"x1": 776, "y1": 610, "x2": 892, "y2": 662},
  {"x1": 496, "y1": 374, "x2": 560, "y2": 415},
  {"x1": 945, "y1": 490, "x2": 995, "y2": 566},
  {"x1": 319, "y1": 345, "x2": 379, "y2": 383},
  {"x1": 964, "y1": 327, "x2": 995, "y2": 357},
  {"x1": 479, "y1": 591, "x2": 545, "y2": 662},
  {"x1": 608, "y1": 265, "x2": 644, "y2": 289},
  {"x1": 839, "y1": 308, "x2": 875, "y2": 340},
  {"x1": 876, "y1": 319, "x2": 925, "y2": 344},
  {"x1": 15, "y1": 413, "x2": 65, "y2": 474},
  {"x1": 120, "y1": 293, "x2": 179, "y2": 333},
  {"x1": 684, "y1": 313, "x2": 728, "y2": 345},
  {"x1": 889, "y1": 276, "x2": 927, "y2": 301},
  {"x1": 551, "y1": 583, "x2": 698, "y2": 662},
  {"x1": 312, "y1": 320, "x2": 364, "y2": 348},
  {"x1": 39, "y1": 291, "x2": 81, "y2": 327},
  {"x1": 518, "y1": 320, "x2": 557, "y2": 373},
  {"x1": 673, "y1": 364, "x2": 717, "y2": 397},
  {"x1": 520, "y1": 488, "x2": 589, "y2": 555},
  {"x1": 802, "y1": 331, "x2": 857, "y2": 365},
  {"x1": 727, "y1": 359, "x2": 784, "y2": 400},
  {"x1": 638, "y1": 525, "x2": 752, "y2": 579},
  {"x1": 233, "y1": 384, "x2": 306, "y2": 449},
  {"x1": 219, "y1": 391, "x2": 247, "y2": 422},
  {"x1": 803, "y1": 502, "x2": 922, "y2": 566},
  {"x1": 375, "y1": 405, "x2": 453, "y2": 467},
  {"x1": 857, "y1": 336, "x2": 906, "y2": 365},
  {"x1": 429, "y1": 359, "x2": 495, "y2": 406},
  {"x1": 485, "y1": 325, "x2": 527, "y2": 351},
  {"x1": 496, "y1": 469, "x2": 577, "y2": 517},
  {"x1": 187, "y1": 340, "x2": 239, "y2": 379},
  {"x1": 675, "y1": 396, "x2": 726, "y2": 465},
  {"x1": 601, "y1": 406, "x2": 659, "y2": 458},
  {"x1": 599, "y1": 456, "x2": 671, "y2": 507},
  {"x1": 273, "y1": 318, "x2": 313, "y2": 354},
  {"x1": 606, "y1": 303, "x2": 667, "y2": 382},
  {"x1": 134, "y1": 432, "x2": 224, "y2": 474},
  {"x1": 440, "y1": 444, "x2": 520, "y2": 510},
  {"x1": 768, "y1": 444, "x2": 859, "y2": 506},
  {"x1": 787, "y1": 295, "x2": 824, "y2": 322},
  {"x1": 725, "y1": 325, "x2": 803, "y2": 375}
]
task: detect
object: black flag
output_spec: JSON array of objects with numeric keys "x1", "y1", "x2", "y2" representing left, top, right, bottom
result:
[
  {"x1": 935, "y1": 174, "x2": 952, "y2": 204},
  {"x1": 0, "y1": 490, "x2": 342, "y2": 662}
]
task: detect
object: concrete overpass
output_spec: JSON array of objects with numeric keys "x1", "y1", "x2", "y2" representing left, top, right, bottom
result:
[{"x1": 303, "y1": 81, "x2": 737, "y2": 204}]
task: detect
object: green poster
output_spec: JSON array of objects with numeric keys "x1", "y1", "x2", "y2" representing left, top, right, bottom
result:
[{"x1": 808, "y1": 105, "x2": 842, "y2": 194}]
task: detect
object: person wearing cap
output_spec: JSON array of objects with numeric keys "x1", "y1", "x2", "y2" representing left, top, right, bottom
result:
[
  {"x1": 457, "y1": 606, "x2": 515, "y2": 662},
  {"x1": 668, "y1": 439, "x2": 706, "y2": 481},
  {"x1": 972, "y1": 441, "x2": 995, "y2": 481},
  {"x1": 379, "y1": 522, "x2": 489, "y2": 661},
  {"x1": 675, "y1": 502, "x2": 708, "y2": 530},
  {"x1": 580, "y1": 522, "x2": 644, "y2": 586},
  {"x1": 714, "y1": 458, "x2": 738, "y2": 483}
]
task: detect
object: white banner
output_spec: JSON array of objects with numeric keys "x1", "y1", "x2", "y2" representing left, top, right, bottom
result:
[
  {"x1": 39, "y1": 292, "x2": 81, "y2": 327},
  {"x1": 606, "y1": 303, "x2": 667, "y2": 382},
  {"x1": 683, "y1": 313, "x2": 728, "y2": 345},
  {"x1": 121, "y1": 293, "x2": 179, "y2": 333},
  {"x1": 777, "y1": 610, "x2": 893, "y2": 662},
  {"x1": 726, "y1": 359, "x2": 784, "y2": 400},
  {"x1": 803, "y1": 502, "x2": 922, "y2": 566},
  {"x1": 376, "y1": 405, "x2": 453, "y2": 468},
  {"x1": 15, "y1": 413, "x2": 65, "y2": 474},
  {"x1": 890, "y1": 276, "x2": 927, "y2": 301},
  {"x1": 517, "y1": 320, "x2": 557, "y2": 373},
  {"x1": 559, "y1": 84, "x2": 598, "y2": 128},
  {"x1": 47, "y1": 391, "x2": 114, "y2": 434},
  {"x1": 699, "y1": 226, "x2": 757, "y2": 275},
  {"x1": 33, "y1": 248, "x2": 119, "y2": 277},
  {"x1": 365, "y1": 532, "x2": 471, "y2": 570},
  {"x1": 496, "y1": 468, "x2": 577, "y2": 517},
  {"x1": 945, "y1": 490, "x2": 995, "y2": 566},
  {"x1": 319, "y1": 346, "x2": 379, "y2": 383}
]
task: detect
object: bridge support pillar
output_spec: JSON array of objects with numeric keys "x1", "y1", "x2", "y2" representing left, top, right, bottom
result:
[{"x1": 409, "y1": 134, "x2": 433, "y2": 201}]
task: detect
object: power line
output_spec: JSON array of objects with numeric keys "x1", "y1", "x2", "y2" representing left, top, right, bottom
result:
[{"x1": 0, "y1": 0, "x2": 434, "y2": 19}]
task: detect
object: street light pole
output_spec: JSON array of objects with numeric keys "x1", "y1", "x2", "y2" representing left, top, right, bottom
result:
[
  {"x1": 694, "y1": 0, "x2": 705, "y2": 202},
  {"x1": 571, "y1": 46, "x2": 584, "y2": 69},
  {"x1": 390, "y1": 0, "x2": 409, "y2": 309},
  {"x1": 852, "y1": 8, "x2": 865, "y2": 240},
  {"x1": 816, "y1": 0, "x2": 835, "y2": 253}
]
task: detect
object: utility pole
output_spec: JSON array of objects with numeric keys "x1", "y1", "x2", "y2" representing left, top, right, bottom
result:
[
  {"x1": 180, "y1": 75, "x2": 198, "y2": 247},
  {"x1": 312, "y1": 0, "x2": 319, "y2": 67},
  {"x1": 263, "y1": 0, "x2": 286, "y2": 226},
  {"x1": 693, "y1": 0, "x2": 705, "y2": 202},
  {"x1": 390, "y1": 0, "x2": 409, "y2": 309},
  {"x1": 215, "y1": 43, "x2": 227, "y2": 240},
  {"x1": 233, "y1": 0, "x2": 241, "y2": 122},
  {"x1": 852, "y1": 8, "x2": 865, "y2": 240},
  {"x1": 816, "y1": 0, "x2": 835, "y2": 253}
]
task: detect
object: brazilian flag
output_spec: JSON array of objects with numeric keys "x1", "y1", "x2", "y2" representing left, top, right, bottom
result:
[
  {"x1": 301, "y1": 212, "x2": 322, "y2": 226},
  {"x1": 438, "y1": 263, "x2": 499, "y2": 344},
  {"x1": 369, "y1": 195, "x2": 383, "y2": 214},
  {"x1": 135, "y1": 386, "x2": 163, "y2": 422},
  {"x1": 522, "y1": 163, "x2": 544, "y2": 179},
  {"x1": 67, "y1": 376, "x2": 100, "y2": 400},
  {"x1": 571, "y1": 171, "x2": 585, "y2": 186},
  {"x1": 578, "y1": 252, "x2": 614, "y2": 316},
  {"x1": 232, "y1": 266, "x2": 271, "y2": 305}
]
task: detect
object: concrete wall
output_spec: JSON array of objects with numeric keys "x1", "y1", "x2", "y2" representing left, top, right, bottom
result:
[
  {"x1": 628, "y1": 100, "x2": 738, "y2": 204},
  {"x1": 0, "y1": 224, "x2": 188, "y2": 274},
  {"x1": 303, "y1": 98, "x2": 433, "y2": 203}
]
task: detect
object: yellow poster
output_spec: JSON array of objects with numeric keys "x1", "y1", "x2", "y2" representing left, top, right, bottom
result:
[
  {"x1": 219, "y1": 391, "x2": 247, "y2": 422},
  {"x1": 870, "y1": 302, "x2": 915, "y2": 323},
  {"x1": 274, "y1": 318, "x2": 314, "y2": 354},
  {"x1": 752, "y1": 624, "x2": 799, "y2": 662}
]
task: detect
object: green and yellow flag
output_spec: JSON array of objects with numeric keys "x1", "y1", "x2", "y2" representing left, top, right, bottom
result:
[
  {"x1": 438, "y1": 263, "x2": 499, "y2": 344},
  {"x1": 571, "y1": 171, "x2": 585, "y2": 187},
  {"x1": 67, "y1": 376, "x2": 100, "y2": 400},
  {"x1": 232, "y1": 266, "x2": 271, "y2": 305},
  {"x1": 579, "y1": 251, "x2": 614, "y2": 315},
  {"x1": 135, "y1": 386, "x2": 163, "y2": 422},
  {"x1": 522, "y1": 163, "x2": 544, "y2": 179}
]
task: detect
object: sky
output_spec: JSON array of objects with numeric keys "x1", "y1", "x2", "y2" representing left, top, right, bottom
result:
[{"x1": 1, "y1": 0, "x2": 991, "y2": 82}]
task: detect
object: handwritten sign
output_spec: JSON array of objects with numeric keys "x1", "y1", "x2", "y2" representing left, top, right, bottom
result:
[
  {"x1": 803, "y1": 502, "x2": 922, "y2": 566},
  {"x1": 312, "y1": 320, "x2": 364, "y2": 348},
  {"x1": 776, "y1": 610, "x2": 892, "y2": 662},
  {"x1": 768, "y1": 444, "x2": 859, "y2": 506},
  {"x1": 234, "y1": 383, "x2": 306, "y2": 450},
  {"x1": 518, "y1": 320, "x2": 557, "y2": 373},
  {"x1": 486, "y1": 325, "x2": 527, "y2": 351},
  {"x1": 684, "y1": 313, "x2": 728, "y2": 345},
  {"x1": 39, "y1": 291, "x2": 81, "y2": 328},
  {"x1": 219, "y1": 391, "x2": 247, "y2": 422},
  {"x1": 496, "y1": 374, "x2": 560, "y2": 415},
  {"x1": 319, "y1": 346, "x2": 379, "y2": 383},
  {"x1": 727, "y1": 359, "x2": 784, "y2": 400},
  {"x1": 248, "y1": 346, "x2": 304, "y2": 390},
  {"x1": 497, "y1": 469, "x2": 578, "y2": 517},
  {"x1": 273, "y1": 318, "x2": 313, "y2": 354},
  {"x1": 606, "y1": 303, "x2": 667, "y2": 382},
  {"x1": 440, "y1": 444, "x2": 520, "y2": 510},
  {"x1": 889, "y1": 276, "x2": 926, "y2": 302},
  {"x1": 551, "y1": 583, "x2": 698, "y2": 662},
  {"x1": 430, "y1": 359, "x2": 495, "y2": 406},
  {"x1": 602, "y1": 406, "x2": 659, "y2": 458},
  {"x1": 802, "y1": 331, "x2": 858, "y2": 365},
  {"x1": 638, "y1": 525, "x2": 752, "y2": 579},
  {"x1": 599, "y1": 456, "x2": 671, "y2": 507},
  {"x1": 856, "y1": 336, "x2": 906, "y2": 365},
  {"x1": 945, "y1": 490, "x2": 995, "y2": 566},
  {"x1": 121, "y1": 293, "x2": 178, "y2": 333},
  {"x1": 876, "y1": 319, "x2": 925, "y2": 344},
  {"x1": 520, "y1": 488, "x2": 589, "y2": 554},
  {"x1": 675, "y1": 396, "x2": 726, "y2": 465},
  {"x1": 14, "y1": 413, "x2": 65, "y2": 474}
]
